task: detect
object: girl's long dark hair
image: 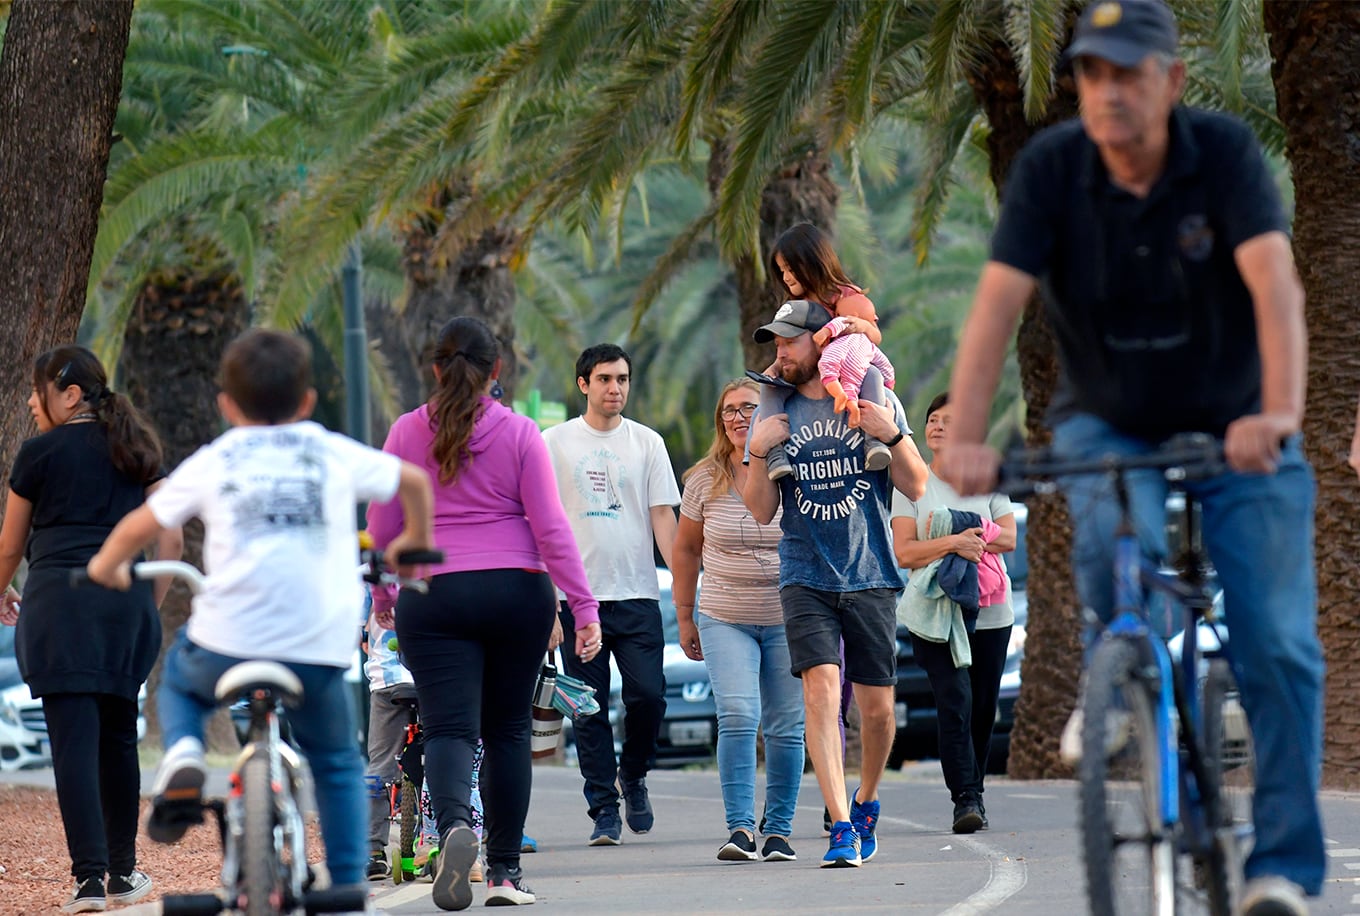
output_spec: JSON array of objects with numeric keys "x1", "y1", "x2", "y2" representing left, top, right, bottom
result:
[
  {"x1": 33, "y1": 345, "x2": 163, "y2": 484},
  {"x1": 770, "y1": 222, "x2": 862, "y2": 306},
  {"x1": 427, "y1": 316, "x2": 497, "y2": 486}
]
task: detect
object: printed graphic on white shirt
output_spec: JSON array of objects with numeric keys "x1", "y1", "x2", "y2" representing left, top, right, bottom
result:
[{"x1": 571, "y1": 447, "x2": 628, "y2": 519}]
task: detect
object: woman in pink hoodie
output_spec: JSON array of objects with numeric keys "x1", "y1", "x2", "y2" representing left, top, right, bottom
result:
[
  {"x1": 888, "y1": 392, "x2": 1018, "y2": 836},
  {"x1": 367, "y1": 316, "x2": 600, "y2": 910}
]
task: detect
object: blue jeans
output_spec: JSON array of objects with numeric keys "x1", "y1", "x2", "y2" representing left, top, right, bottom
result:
[
  {"x1": 1054, "y1": 413, "x2": 1325, "y2": 894},
  {"x1": 697, "y1": 612, "x2": 805, "y2": 837},
  {"x1": 158, "y1": 631, "x2": 367, "y2": 886}
]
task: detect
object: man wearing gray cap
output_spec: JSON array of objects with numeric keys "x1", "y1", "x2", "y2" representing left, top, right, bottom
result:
[
  {"x1": 939, "y1": 1, "x2": 1322, "y2": 913},
  {"x1": 743, "y1": 299, "x2": 928, "y2": 868}
]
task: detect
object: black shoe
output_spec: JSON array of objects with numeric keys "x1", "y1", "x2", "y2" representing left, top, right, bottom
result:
[
  {"x1": 760, "y1": 835, "x2": 797, "y2": 862},
  {"x1": 619, "y1": 773, "x2": 654, "y2": 834},
  {"x1": 744, "y1": 369, "x2": 796, "y2": 390},
  {"x1": 105, "y1": 869, "x2": 151, "y2": 904},
  {"x1": 485, "y1": 863, "x2": 535, "y2": 906},
  {"x1": 60, "y1": 877, "x2": 106, "y2": 913},
  {"x1": 952, "y1": 798, "x2": 984, "y2": 834},
  {"x1": 717, "y1": 830, "x2": 758, "y2": 862},
  {"x1": 978, "y1": 800, "x2": 989, "y2": 831},
  {"x1": 589, "y1": 808, "x2": 622, "y2": 846},
  {"x1": 366, "y1": 850, "x2": 391, "y2": 881}
]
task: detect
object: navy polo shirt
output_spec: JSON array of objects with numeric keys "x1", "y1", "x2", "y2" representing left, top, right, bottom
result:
[{"x1": 991, "y1": 107, "x2": 1289, "y2": 440}]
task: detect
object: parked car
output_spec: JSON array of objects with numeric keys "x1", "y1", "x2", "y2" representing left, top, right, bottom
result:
[
  {"x1": 888, "y1": 504, "x2": 1029, "y2": 772},
  {"x1": 560, "y1": 568, "x2": 718, "y2": 767},
  {"x1": 0, "y1": 625, "x2": 54, "y2": 769}
]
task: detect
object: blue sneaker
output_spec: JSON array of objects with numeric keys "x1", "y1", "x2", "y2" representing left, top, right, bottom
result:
[
  {"x1": 820, "y1": 820, "x2": 861, "y2": 868},
  {"x1": 850, "y1": 789, "x2": 880, "y2": 861}
]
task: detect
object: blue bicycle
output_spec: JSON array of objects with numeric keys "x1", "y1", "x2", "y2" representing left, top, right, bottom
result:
[{"x1": 1001, "y1": 434, "x2": 1255, "y2": 916}]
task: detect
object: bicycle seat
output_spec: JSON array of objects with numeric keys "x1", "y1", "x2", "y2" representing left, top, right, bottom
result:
[
  {"x1": 214, "y1": 661, "x2": 305, "y2": 708},
  {"x1": 390, "y1": 684, "x2": 419, "y2": 710}
]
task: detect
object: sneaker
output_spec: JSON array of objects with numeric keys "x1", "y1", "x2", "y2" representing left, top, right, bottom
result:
[
  {"x1": 820, "y1": 821, "x2": 861, "y2": 868},
  {"x1": 864, "y1": 437, "x2": 891, "y2": 471},
  {"x1": 953, "y1": 797, "x2": 985, "y2": 834},
  {"x1": 619, "y1": 773, "x2": 653, "y2": 834},
  {"x1": 760, "y1": 835, "x2": 797, "y2": 862},
  {"x1": 469, "y1": 854, "x2": 484, "y2": 884},
  {"x1": 147, "y1": 736, "x2": 207, "y2": 843},
  {"x1": 765, "y1": 446, "x2": 793, "y2": 481},
  {"x1": 520, "y1": 834, "x2": 538, "y2": 854},
  {"x1": 717, "y1": 830, "x2": 758, "y2": 862},
  {"x1": 744, "y1": 369, "x2": 795, "y2": 390},
  {"x1": 106, "y1": 869, "x2": 151, "y2": 904},
  {"x1": 978, "y1": 800, "x2": 989, "y2": 831},
  {"x1": 821, "y1": 806, "x2": 832, "y2": 837},
  {"x1": 60, "y1": 877, "x2": 105, "y2": 913},
  {"x1": 366, "y1": 850, "x2": 391, "y2": 881},
  {"x1": 1059, "y1": 704, "x2": 1132, "y2": 765},
  {"x1": 849, "y1": 789, "x2": 880, "y2": 861},
  {"x1": 431, "y1": 825, "x2": 479, "y2": 911},
  {"x1": 588, "y1": 808, "x2": 622, "y2": 846},
  {"x1": 1241, "y1": 876, "x2": 1309, "y2": 916},
  {"x1": 484, "y1": 863, "x2": 535, "y2": 906}
]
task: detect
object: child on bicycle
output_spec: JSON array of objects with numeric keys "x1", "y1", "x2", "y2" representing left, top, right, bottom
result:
[{"x1": 86, "y1": 329, "x2": 436, "y2": 896}]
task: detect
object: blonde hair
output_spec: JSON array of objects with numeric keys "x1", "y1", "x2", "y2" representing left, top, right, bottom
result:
[{"x1": 682, "y1": 379, "x2": 761, "y2": 500}]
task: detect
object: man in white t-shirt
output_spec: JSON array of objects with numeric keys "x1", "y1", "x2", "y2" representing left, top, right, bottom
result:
[
  {"x1": 87, "y1": 330, "x2": 435, "y2": 896},
  {"x1": 542, "y1": 344, "x2": 680, "y2": 847}
]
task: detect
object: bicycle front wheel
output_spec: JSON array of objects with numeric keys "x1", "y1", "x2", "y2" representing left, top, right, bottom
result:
[
  {"x1": 241, "y1": 754, "x2": 284, "y2": 916},
  {"x1": 1081, "y1": 638, "x2": 1176, "y2": 916}
]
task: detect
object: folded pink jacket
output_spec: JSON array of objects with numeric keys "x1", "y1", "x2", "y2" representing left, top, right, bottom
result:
[{"x1": 977, "y1": 517, "x2": 1008, "y2": 608}]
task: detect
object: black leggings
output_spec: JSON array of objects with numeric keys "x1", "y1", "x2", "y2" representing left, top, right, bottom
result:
[
  {"x1": 42, "y1": 692, "x2": 142, "y2": 880},
  {"x1": 394, "y1": 568, "x2": 556, "y2": 871}
]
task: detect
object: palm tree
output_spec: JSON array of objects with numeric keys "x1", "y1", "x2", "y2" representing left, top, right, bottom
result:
[{"x1": 1263, "y1": 0, "x2": 1360, "y2": 784}]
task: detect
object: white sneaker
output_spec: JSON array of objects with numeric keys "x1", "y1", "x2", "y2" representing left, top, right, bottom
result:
[
  {"x1": 151, "y1": 736, "x2": 207, "y2": 800},
  {"x1": 1059, "y1": 705, "x2": 1131, "y2": 765},
  {"x1": 1241, "y1": 875, "x2": 1309, "y2": 916}
]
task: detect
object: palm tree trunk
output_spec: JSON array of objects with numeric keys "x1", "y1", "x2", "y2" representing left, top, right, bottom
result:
[
  {"x1": 0, "y1": 0, "x2": 132, "y2": 471},
  {"x1": 117, "y1": 269, "x2": 249, "y2": 752},
  {"x1": 965, "y1": 37, "x2": 1081, "y2": 780},
  {"x1": 402, "y1": 205, "x2": 521, "y2": 405},
  {"x1": 1264, "y1": 0, "x2": 1360, "y2": 788}
]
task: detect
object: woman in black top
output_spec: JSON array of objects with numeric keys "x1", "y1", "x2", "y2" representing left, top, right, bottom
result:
[{"x1": 0, "y1": 345, "x2": 181, "y2": 914}]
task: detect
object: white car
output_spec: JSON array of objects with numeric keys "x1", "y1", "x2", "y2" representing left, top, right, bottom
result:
[{"x1": 0, "y1": 627, "x2": 50, "y2": 770}]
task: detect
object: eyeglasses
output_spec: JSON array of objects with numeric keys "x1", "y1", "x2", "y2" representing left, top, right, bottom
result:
[{"x1": 720, "y1": 404, "x2": 758, "y2": 420}]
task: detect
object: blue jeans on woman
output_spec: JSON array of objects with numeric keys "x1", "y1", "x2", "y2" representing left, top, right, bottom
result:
[
  {"x1": 697, "y1": 612, "x2": 805, "y2": 838},
  {"x1": 1053, "y1": 413, "x2": 1325, "y2": 895},
  {"x1": 158, "y1": 631, "x2": 367, "y2": 885}
]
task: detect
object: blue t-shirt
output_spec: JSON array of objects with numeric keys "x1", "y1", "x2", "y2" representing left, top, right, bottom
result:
[{"x1": 774, "y1": 393, "x2": 908, "y2": 593}]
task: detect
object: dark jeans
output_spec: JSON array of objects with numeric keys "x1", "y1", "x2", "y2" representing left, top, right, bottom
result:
[
  {"x1": 558, "y1": 599, "x2": 665, "y2": 819},
  {"x1": 42, "y1": 692, "x2": 141, "y2": 881},
  {"x1": 396, "y1": 569, "x2": 556, "y2": 870},
  {"x1": 910, "y1": 625, "x2": 1011, "y2": 804}
]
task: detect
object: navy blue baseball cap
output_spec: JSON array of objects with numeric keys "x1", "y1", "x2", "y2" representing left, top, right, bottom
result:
[{"x1": 1063, "y1": 0, "x2": 1178, "y2": 68}]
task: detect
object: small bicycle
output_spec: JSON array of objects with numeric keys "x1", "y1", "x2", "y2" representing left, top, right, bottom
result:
[
  {"x1": 73, "y1": 549, "x2": 438, "y2": 916},
  {"x1": 1000, "y1": 434, "x2": 1255, "y2": 916}
]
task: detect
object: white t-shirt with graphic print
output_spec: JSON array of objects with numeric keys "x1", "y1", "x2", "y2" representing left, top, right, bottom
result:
[
  {"x1": 542, "y1": 416, "x2": 680, "y2": 601},
  {"x1": 148, "y1": 421, "x2": 401, "y2": 668}
]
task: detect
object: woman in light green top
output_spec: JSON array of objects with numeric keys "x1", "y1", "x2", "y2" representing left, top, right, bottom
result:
[{"x1": 890, "y1": 391, "x2": 1016, "y2": 835}]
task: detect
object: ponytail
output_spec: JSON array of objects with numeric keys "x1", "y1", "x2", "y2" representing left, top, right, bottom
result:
[{"x1": 427, "y1": 317, "x2": 498, "y2": 486}]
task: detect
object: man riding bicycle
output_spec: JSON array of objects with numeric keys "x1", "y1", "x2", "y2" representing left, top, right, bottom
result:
[{"x1": 937, "y1": 2, "x2": 1324, "y2": 913}]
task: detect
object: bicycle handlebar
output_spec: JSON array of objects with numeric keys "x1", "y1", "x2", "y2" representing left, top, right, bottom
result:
[
  {"x1": 70, "y1": 560, "x2": 207, "y2": 594},
  {"x1": 998, "y1": 433, "x2": 1225, "y2": 499}
]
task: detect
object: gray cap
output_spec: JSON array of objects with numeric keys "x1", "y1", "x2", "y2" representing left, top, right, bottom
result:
[
  {"x1": 753, "y1": 299, "x2": 831, "y2": 344},
  {"x1": 1063, "y1": 0, "x2": 1178, "y2": 68}
]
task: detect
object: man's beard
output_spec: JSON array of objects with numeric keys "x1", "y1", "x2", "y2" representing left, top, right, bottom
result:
[{"x1": 779, "y1": 353, "x2": 819, "y2": 387}]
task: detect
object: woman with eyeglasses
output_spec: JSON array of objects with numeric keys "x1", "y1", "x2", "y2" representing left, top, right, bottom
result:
[{"x1": 672, "y1": 379, "x2": 804, "y2": 863}]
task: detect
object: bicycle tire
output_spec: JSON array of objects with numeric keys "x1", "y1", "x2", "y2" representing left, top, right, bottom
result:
[
  {"x1": 398, "y1": 775, "x2": 418, "y2": 881},
  {"x1": 241, "y1": 754, "x2": 283, "y2": 916},
  {"x1": 1080, "y1": 638, "x2": 1176, "y2": 916},
  {"x1": 1200, "y1": 658, "x2": 1255, "y2": 915}
]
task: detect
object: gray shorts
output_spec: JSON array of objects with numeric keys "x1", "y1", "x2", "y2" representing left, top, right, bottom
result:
[{"x1": 780, "y1": 585, "x2": 898, "y2": 686}]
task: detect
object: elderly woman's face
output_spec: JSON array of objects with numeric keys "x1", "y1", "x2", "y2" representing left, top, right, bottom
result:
[{"x1": 925, "y1": 405, "x2": 951, "y2": 454}]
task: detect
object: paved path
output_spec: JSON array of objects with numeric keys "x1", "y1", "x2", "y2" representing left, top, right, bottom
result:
[{"x1": 9, "y1": 760, "x2": 1360, "y2": 913}]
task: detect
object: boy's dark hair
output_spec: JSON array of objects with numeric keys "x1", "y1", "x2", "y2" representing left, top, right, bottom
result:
[
  {"x1": 219, "y1": 329, "x2": 312, "y2": 423},
  {"x1": 925, "y1": 391, "x2": 950, "y2": 424},
  {"x1": 575, "y1": 344, "x2": 632, "y2": 386}
]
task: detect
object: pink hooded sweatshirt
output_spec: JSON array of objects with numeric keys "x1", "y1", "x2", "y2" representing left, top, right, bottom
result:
[
  {"x1": 977, "y1": 517, "x2": 1009, "y2": 608},
  {"x1": 366, "y1": 397, "x2": 599, "y2": 627}
]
